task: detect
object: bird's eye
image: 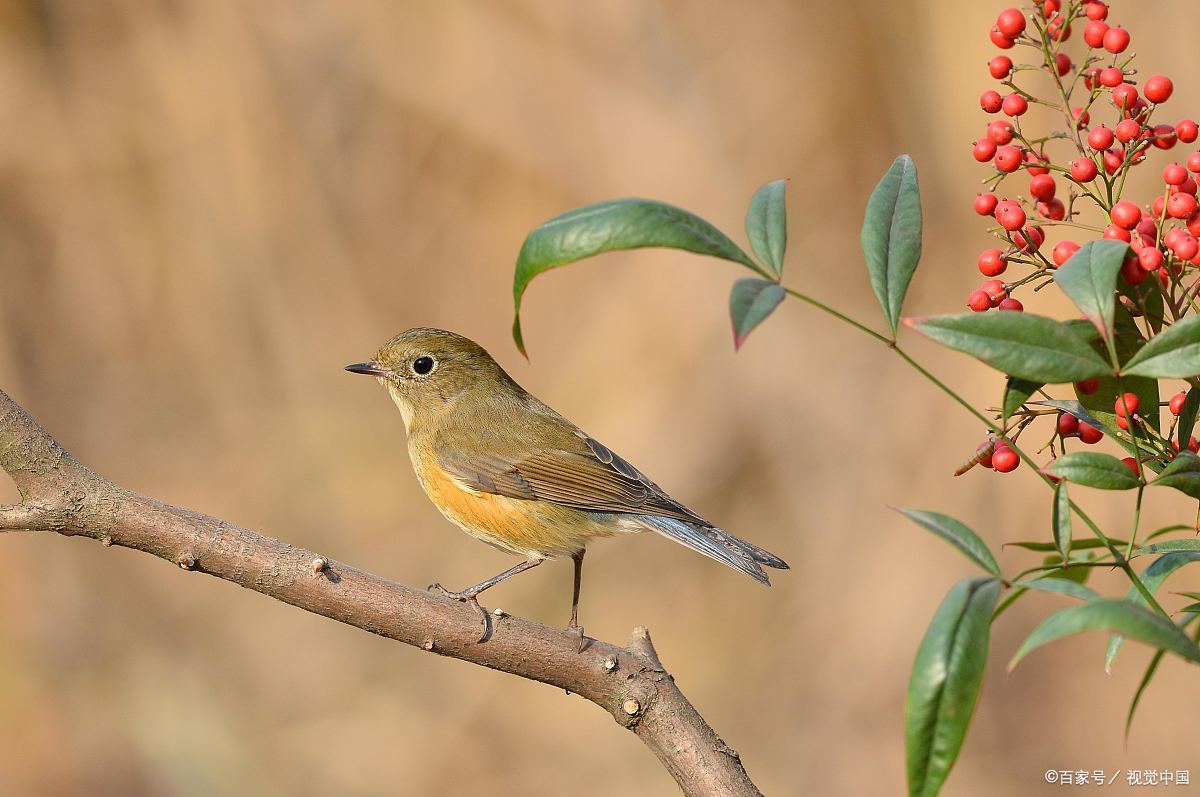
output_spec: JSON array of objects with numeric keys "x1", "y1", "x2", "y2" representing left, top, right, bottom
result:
[{"x1": 412, "y1": 356, "x2": 436, "y2": 375}]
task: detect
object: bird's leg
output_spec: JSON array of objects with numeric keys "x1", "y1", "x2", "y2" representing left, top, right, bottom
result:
[
  {"x1": 568, "y1": 549, "x2": 586, "y2": 652},
  {"x1": 429, "y1": 558, "x2": 544, "y2": 643}
]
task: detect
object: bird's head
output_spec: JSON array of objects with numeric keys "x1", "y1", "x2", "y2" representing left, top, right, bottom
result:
[{"x1": 345, "y1": 328, "x2": 516, "y2": 429}]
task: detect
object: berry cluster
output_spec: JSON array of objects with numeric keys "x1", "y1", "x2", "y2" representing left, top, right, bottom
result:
[{"x1": 966, "y1": 1, "x2": 1200, "y2": 475}]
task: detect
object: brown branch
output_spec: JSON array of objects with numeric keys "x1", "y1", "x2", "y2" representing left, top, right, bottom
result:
[{"x1": 0, "y1": 387, "x2": 762, "y2": 797}]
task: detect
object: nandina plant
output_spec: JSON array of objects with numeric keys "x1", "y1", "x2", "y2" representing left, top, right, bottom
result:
[{"x1": 507, "y1": 2, "x2": 1200, "y2": 794}]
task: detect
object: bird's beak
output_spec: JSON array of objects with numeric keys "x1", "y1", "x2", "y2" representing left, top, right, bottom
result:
[{"x1": 344, "y1": 361, "x2": 389, "y2": 377}]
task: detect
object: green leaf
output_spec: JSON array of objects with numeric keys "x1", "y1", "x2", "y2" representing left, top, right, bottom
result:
[
  {"x1": 1013, "y1": 577, "x2": 1100, "y2": 602},
  {"x1": 511, "y1": 199, "x2": 763, "y2": 354},
  {"x1": 1052, "y1": 481, "x2": 1072, "y2": 563},
  {"x1": 862, "y1": 155, "x2": 922, "y2": 335},
  {"x1": 905, "y1": 313, "x2": 1110, "y2": 383},
  {"x1": 896, "y1": 508, "x2": 1002, "y2": 578},
  {"x1": 1180, "y1": 602, "x2": 1200, "y2": 613},
  {"x1": 1178, "y1": 388, "x2": 1200, "y2": 449},
  {"x1": 1010, "y1": 599, "x2": 1200, "y2": 672},
  {"x1": 745, "y1": 179, "x2": 787, "y2": 276},
  {"x1": 1136, "y1": 539, "x2": 1200, "y2": 555},
  {"x1": 1150, "y1": 452, "x2": 1200, "y2": 500},
  {"x1": 1125, "y1": 648, "x2": 1166, "y2": 741},
  {"x1": 1107, "y1": 552, "x2": 1200, "y2": 671},
  {"x1": 906, "y1": 578, "x2": 1001, "y2": 797},
  {"x1": 1053, "y1": 240, "x2": 1129, "y2": 340},
  {"x1": 1122, "y1": 315, "x2": 1200, "y2": 378},
  {"x1": 728, "y1": 278, "x2": 785, "y2": 350},
  {"x1": 1002, "y1": 377, "x2": 1041, "y2": 425},
  {"x1": 1044, "y1": 452, "x2": 1139, "y2": 490},
  {"x1": 1004, "y1": 538, "x2": 1126, "y2": 552}
]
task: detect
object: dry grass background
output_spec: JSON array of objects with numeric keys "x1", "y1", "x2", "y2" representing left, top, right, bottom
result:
[{"x1": 1, "y1": 1, "x2": 1199, "y2": 794}]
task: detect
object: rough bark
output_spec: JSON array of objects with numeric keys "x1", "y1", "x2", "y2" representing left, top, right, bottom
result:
[{"x1": 0, "y1": 386, "x2": 763, "y2": 797}]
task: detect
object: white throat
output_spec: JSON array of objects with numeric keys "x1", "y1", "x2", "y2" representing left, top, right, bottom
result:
[{"x1": 382, "y1": 378, "x2": 414, "y2": 431}]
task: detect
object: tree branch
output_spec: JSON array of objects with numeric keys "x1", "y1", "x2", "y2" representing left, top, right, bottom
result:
[{"x1": 0, "y1": 387, "x2": 762, "y2": 797}]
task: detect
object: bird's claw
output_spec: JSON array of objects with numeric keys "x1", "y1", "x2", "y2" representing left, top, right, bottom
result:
[{"x1": 428, "y1": 582, "x2": 492, "y2": 643}]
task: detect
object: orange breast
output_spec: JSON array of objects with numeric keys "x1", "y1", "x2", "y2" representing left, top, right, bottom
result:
[{"x1": 409, "y1": 445, "x2": 627, "y2": 558}]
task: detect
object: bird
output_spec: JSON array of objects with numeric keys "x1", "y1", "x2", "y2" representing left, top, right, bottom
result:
[{"x1": 345, "y1": 328, "x2": 788, "y2": 646}]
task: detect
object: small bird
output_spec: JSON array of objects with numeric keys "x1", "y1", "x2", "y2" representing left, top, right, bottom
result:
[{"x1": 345, "y1": 328, "x2": 788, "y2": 645}]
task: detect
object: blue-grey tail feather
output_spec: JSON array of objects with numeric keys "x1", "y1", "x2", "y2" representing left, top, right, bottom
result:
[{"x1": 637, "y1": 516, "x2": 788, "y2": 586}]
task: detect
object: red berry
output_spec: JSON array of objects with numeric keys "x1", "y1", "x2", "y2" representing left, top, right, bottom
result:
[
  {"x1": 1058, "y1": 413, "x2": 1079, "y2": 436},
  {"x1": 1043, "y1": 1, "x2": 1061, "y2": 17},
  {"x1": 1188, "y1": 212, "x2": 1200, "y2": 236},
  {"x1": 1112, "y1": 84, "x2": 1139, "y2": 112},
  {"x1": 988, "y1": 55, "x2": 1013, "y2": 79},
  {"x1": 1188, "y1": 152, "x2": 1200, "y2": 173},
  {"x1": 1099, "y1": 67, "x2": 1124, "y2": 88},
  {"x1": 990, "y1": 28, "x2": 1016, "y2": 49},
  {"x1": 1086, "y1": 1, "x2": 1108, "y2": 21},
  {"x1": 1070, "y1": 158, "x2": 1098, "y2": 182},
  {"x1": 1145, "y1": 75, "x2": 1174, "y2": 104},
  {"x1": 995, "y1": 199, "x2": 1026, "y2": 231},
  {"x1": 987, "y1": 119, "x2": 1015, "y2": 145},
  {"x1": 1071, "y1": 106, "x2": 1090, "y2": 129},
  {"x1": 1121, "y1": 255, "x2": 1147, "y2": 285},
  {"x1": 981, "y1": 279, "x2": 1006, "y2": 304},
  {"x1": 1083, "y1": 19, "x2": 1109, "y2": 48},
  {"x1": 1037, "y1": 198, "x2": 1065, "y2": 221},
  {"x1": 1104, "y1": 224, "x2": 1132, "y2": 242},
  {"x1": 1168, "y1": 193, "x2": 1199, "y2": 219},
  {"x1": 997, "y1": 297, "x2": 1024, "y2": 311},
  {"x1": 1088, "y1": 125, "x2": 1115, "y2": 150},
  {"x1": 996, "y1": 8, "x2": 1026, "y2": 37},
  {"x1": 967, "y1": 290, "x2": 991, "y2": 312},
  {"x1": 1136, "y1": 217, "x2": 1158, "y2": 243},
  {"x1": 981, "y1": 90, "x2": 1003, "y2": 113},
  {"x1": 1115, "y1": 119, "x2": 1141, "y2": 143},
  {"x1": 974, "y1": 193, "x2": 999, "y2": 216},
  {"x1": 1175, "y1": 177, "x2": 1198, "y2": 196},
  {"x1": 1164, "y1": 163, "x2": 1188, "y2": 185},
  {"x1": 1110, "y1": 200, "x2": 1141, "y2": 229},
  {"x1": 1102, "y1": 25, "x2": 1130, "y2": 53},
  {"x1": 1177, "y1": 119, "x2": 1198, "y2": 143},
  {"x1": 1152, "y1": 124, "x2": 1178, "y2": 150},
  {"x1": 1121, "y1": 456, "x2": 1141, "y2": 477},
  {"x1": 995, "y1": 146, "x2": 1023, "y2": 173},
  {"x1": 1083, "y1": 67, "x2": 1100, "y2": 91},
  {"x1": 1115, "y1": 392, "x2": 1140, "y2": 417},
  {"x1": 992, "y1": 447, "x2": 1020, "y2": 473},
  {"x1": 1046, "y1": 15, "x2": 1070, "y2": 41},
  {"x1": 978, "y1": 248, "x2": 1006, "y2": 276},
  {"x1": 1170, "y1": 391, "x2": 1188, "y2": 416},
  {"x1": 1023, "y1": 150, "x2": 1050, "y2": 175},
  {"x1": 1013, "y1": 226, "x2": 1044, "y2": 252},
  {"x1": 1076, "y1": 378, "x2": 1100, "y2": 396},
  {"x1": 1029, "y1": 174, "x2": 1056, "y2": 201},
  {"x1": 1173, "y1": 234, "x2": 1199, "y2": 261},
  {"x1": 1052, "y1": 240, "x2": 1080, "y2": 266},
  {"x1": 1078, "y1": 421, "x2": 1103, "y2": 444},
  {"x1": 1053, "y1": 52, "x2": 1071, "y2": 77},
  {"x1": 1002, "y1": 93, "x2": 1028, "y2": 117},
  {"x1": 1138, "y1": 247, "x2": 1164, "y2": 272},
  {"x1": 1103, "y1": 149, "x2": 1123, "y2": 175},
  {"x1": 973, "y1": 138, "x2": 998, "y2": 162}
]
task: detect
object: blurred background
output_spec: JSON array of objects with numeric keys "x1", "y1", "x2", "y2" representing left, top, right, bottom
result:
[{"x1": 2, "y1": 1, "x2": 1199, "y2": 794}]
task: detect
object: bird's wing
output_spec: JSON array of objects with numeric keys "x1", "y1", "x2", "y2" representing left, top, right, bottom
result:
[{"x1": 436, "y1": 434, "x2": 710, "y2": 525}]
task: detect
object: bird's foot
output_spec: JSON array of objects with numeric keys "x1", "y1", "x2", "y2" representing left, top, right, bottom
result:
[{"x1": 428, "y1": 582, "x2": 492, "y2": 643}]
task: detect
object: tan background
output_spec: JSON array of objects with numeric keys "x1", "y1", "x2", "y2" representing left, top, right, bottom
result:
[{"x1": 1, "y1": 1, "x2": 1198, "y2": 794}]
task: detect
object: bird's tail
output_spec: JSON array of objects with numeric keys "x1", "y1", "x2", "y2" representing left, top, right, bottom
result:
[{"x1": 637, "y1": 516, "x2": 789, "y2": 585}]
